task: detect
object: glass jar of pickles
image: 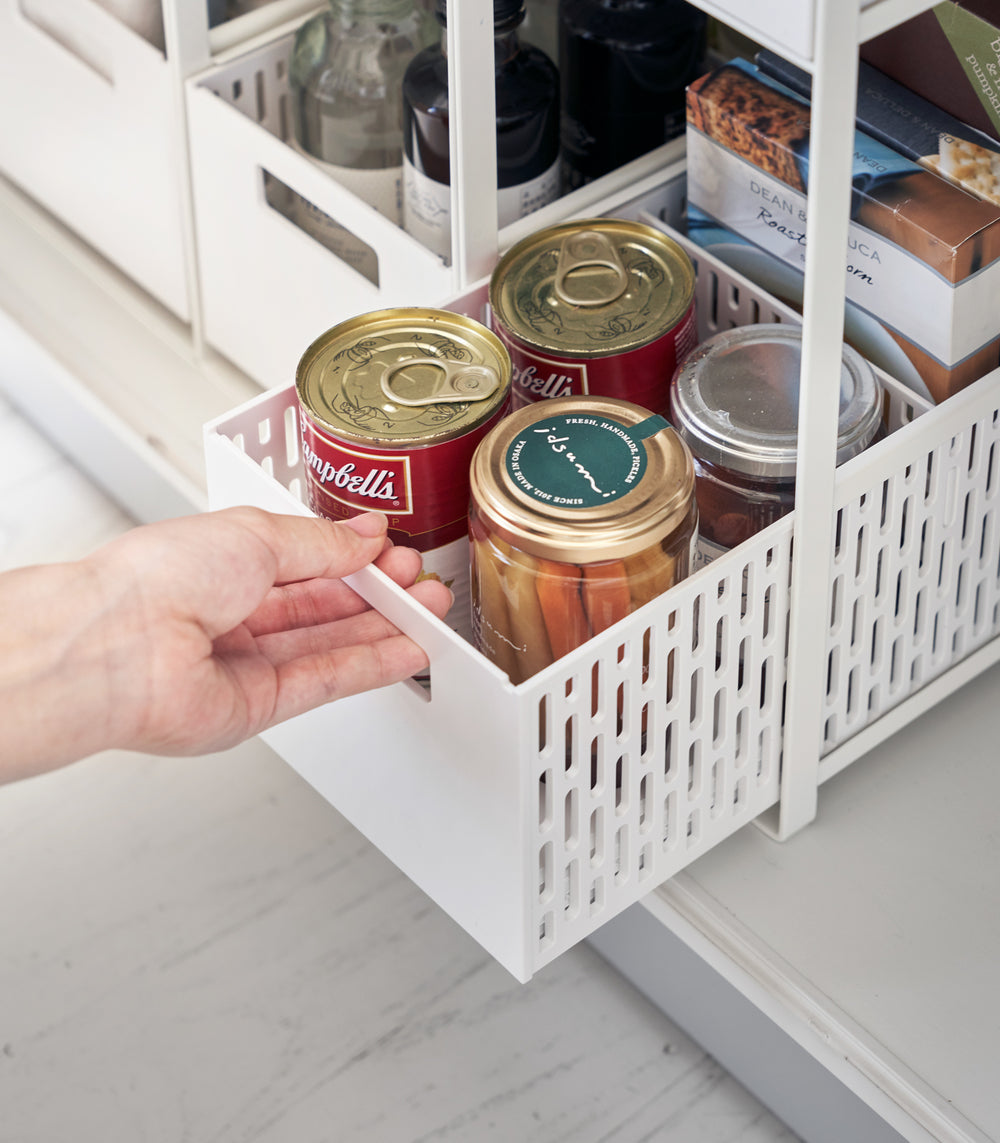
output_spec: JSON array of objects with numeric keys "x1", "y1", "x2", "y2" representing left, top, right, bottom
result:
[
  {"x1": 469, "y1": 395, "x2": 697, "y2": 683},
  {"x1": 668, "y1": 324, "x2": 885, "y2": 562}
]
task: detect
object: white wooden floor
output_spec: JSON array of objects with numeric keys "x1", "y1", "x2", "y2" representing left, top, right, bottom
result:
[{"x1": 0, "y1": 393, "x2": 801, "y2": 1143}]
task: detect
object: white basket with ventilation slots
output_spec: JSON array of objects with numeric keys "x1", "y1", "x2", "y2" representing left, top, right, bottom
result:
[
  {"x1": 204, "y1": 188, "x2": 1000, "y2": 982},
  {"x1": 186, "y1": 29, "x2": 456, "y2": 391},
  {"x1": 0, "y1": 0, "x2": 192, "y2": 319}
]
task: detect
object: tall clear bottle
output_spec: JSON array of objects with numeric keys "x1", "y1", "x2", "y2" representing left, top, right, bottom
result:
[
  {"x1": 401, "y1": 0, "x2": 560, "y2": 263},
  {"x1": 559, "y1": 0, "x2": 707, "y2": 191},
  {"x1": 289, "y1": 0, "x2": 436, "y2": 224}
]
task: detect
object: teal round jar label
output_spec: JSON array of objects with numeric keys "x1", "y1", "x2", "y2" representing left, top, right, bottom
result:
[{"x1": 505, "y1": 412, "x2": 669, "y2": 508}]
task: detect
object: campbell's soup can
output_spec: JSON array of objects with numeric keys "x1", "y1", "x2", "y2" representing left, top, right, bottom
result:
[
  {"x1": 296, "y1": 307, "x2": 512, "y2": 643},
  {"x1": 489, "y1": 219, "x2": 697, "y2": 414}
]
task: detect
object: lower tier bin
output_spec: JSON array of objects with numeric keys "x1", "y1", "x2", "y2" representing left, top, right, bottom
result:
[{"x1": 204, "y1": 199, "x2": 1000, "y2": 981}]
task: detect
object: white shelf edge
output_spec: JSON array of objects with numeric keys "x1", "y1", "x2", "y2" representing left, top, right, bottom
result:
[{"x1": 630, "y1": 875, "x2": 987, "y2": 1143}]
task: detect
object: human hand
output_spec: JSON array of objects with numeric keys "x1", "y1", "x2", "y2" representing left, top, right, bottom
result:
[{"x1": 0, "y1": 508, "x2": 452, "y2": 782}]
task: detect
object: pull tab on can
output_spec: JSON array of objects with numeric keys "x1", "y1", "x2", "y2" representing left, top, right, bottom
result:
[
  {"x1": 554, "y1": 229, "x2": 630, "y2": 307},
  {"x1": 380, "y1": 357, "x2": 501, "y2": 406}
]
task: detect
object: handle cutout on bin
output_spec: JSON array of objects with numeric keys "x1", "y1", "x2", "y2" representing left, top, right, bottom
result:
[
  {"x1": 262, "y1": 169, "x2": 381, "y2": 288},
  {"x1": 19, "y1": 0, "x2": 114, "y2": 83}
]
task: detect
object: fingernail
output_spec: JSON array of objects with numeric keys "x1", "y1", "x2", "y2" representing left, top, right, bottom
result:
[{"x1": 344, "y1": 511, "x2": 388, "y2": 539}]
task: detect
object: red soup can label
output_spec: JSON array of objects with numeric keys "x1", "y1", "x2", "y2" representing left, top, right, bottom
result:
[
  {"x1": 489, "y1": 219, "x2": 698, "y2": 415},
  {"x1": 296, "y1": 308, "x2": 512, "y2": 643}
]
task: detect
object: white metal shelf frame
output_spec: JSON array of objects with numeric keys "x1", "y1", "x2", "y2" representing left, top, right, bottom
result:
[
  {"x1": 771, "y1": 0, "x2": 864, "y2": 838},
  {"x1": 692, "y1": 0, "x2": 943, "y2": 840}
]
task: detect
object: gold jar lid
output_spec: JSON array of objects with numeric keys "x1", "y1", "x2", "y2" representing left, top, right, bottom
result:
[
  {"x1": 489, "y1": 218, "x2": 696, "y2": 358},
  {"x1": 470, "y1": 396, "x2": 696, "y2": 564},
  {"x1": 296, "y1": 307, "x2": 511, "y2": 447}
]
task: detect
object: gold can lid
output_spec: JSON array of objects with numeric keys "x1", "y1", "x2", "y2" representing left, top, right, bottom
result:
[
  {"x1": 470, "y1": 396, "x2": 696, "y2": 564},
  {"x1": 296, "y1": 308, "x2": 511, "y2": 446},
  {"x1": 489, "y1": 218, "x2": 696, "y2": 358}
]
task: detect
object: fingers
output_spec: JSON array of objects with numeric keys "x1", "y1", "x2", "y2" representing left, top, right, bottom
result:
[
  {"x1": 242, "y1": 543, "x2": 449, "y2": 637},
  {"x1": 266, "y1": 633, "x2": 432, "y2": 723},
  {"x1": 90, "y1": 507, "x2": 396, "y2": 645},
  {"x1": 233, "y1": 507, "x2": 392, "y2": 585},
  {"x1": 248, "y1": 578, "x2": 452, "y2": 666},
  {"x1": 406, "y1": 577, "x2": 453, "y2": 621},
  {"x1": 200, "y1": 509, "x2": 397, "y2": 639}
]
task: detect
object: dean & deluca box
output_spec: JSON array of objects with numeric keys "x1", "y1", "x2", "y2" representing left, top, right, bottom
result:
[{"x1": 684, "y1": 57, "x2": 1000, "y2": 404}]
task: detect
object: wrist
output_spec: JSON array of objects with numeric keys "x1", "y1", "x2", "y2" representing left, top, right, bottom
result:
[{"x1": 0, "y1": 559, "x2": 119, "y2": 781}]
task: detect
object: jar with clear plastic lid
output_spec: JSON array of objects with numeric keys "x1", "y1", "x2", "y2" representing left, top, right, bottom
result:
[
  {"x1": 668, "y1": 324, "x2": 885, "y2": 561},
  {"x1": 468, "y1": 395, "x2": 697, "y2": 684}
]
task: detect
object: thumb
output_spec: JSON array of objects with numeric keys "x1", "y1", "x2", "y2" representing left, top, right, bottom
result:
[{"x1": 340, "y1": 511, "x2": 390, "y2": 542}]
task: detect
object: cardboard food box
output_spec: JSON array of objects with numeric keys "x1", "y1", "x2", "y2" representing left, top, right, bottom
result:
[
  {"x1": 861, "y1": 1, "x2": 1000, "y2": 145},
  {"x1": 756, "y1": 49, "x2": 1000, "y2": 207},
  {"x1": 684, "y1": 58, "x2": 1000, "y2": 404}
]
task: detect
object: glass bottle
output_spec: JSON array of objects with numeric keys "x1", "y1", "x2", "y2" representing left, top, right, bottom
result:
[
  {"x1": 289, "y1": 0, "x2": 436, "y2": 224},
  {"x1": 558, "y1": 0, "x2": 708, "y2": 191},
  {"x1": 401, "y1": 0, "x2": 561, "y2": 263}
]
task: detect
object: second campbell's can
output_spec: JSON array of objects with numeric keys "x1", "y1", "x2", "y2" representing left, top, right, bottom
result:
[
  {"x1": 489, "y1": 218, "x2": 697, "y2": 413},
  {"x1": 296, "y1": 307, "x2": 512, "y2": 643}
]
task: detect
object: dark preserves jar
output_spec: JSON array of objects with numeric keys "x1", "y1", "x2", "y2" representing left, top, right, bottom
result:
[
  {"x1": 668, "y1": 324, "x2": 886, "y2": 562},
  {"x1": 469, "y1": 395, "x2": 697, "y2": 683}
]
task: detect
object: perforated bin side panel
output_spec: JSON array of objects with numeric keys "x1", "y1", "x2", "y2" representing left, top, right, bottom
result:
[
  {"x1": 200, "y1": 32, "x2": 291, "y2": 140},
  {"x1": 522, "y1": 526, "x2": 791, "y2": 972},
  {"x1": 823, "y1": 394, "x2": 1000, "y2": 752}
]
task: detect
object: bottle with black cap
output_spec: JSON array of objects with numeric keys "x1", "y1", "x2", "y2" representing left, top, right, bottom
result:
[{"x1": 401, "y1": 0, "x2": 560, "y2": 263}]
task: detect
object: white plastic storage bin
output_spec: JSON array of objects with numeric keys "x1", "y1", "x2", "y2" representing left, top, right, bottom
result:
[
  {"x1": 204, "y1": 185, "x2": 1000, "y2": 981},
  {"x1": 185, "y1": 29, "x2": 456, "y2": 391},
  {"x1": 0, "y1": 0, "x2": 191, "y2": 319}
]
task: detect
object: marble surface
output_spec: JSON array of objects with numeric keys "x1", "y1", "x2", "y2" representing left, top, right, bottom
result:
[{"x1": 0, "y1": 394, "x2": 801, "y2": 1142}]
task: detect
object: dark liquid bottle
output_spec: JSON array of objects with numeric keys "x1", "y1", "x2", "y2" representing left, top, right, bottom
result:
[
  {"x1": 559, "y1": 0, "x2": 707, "y2": 190},
  {"x1": 402, "y1": 0, "x2": 561, "y2": 262}
]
